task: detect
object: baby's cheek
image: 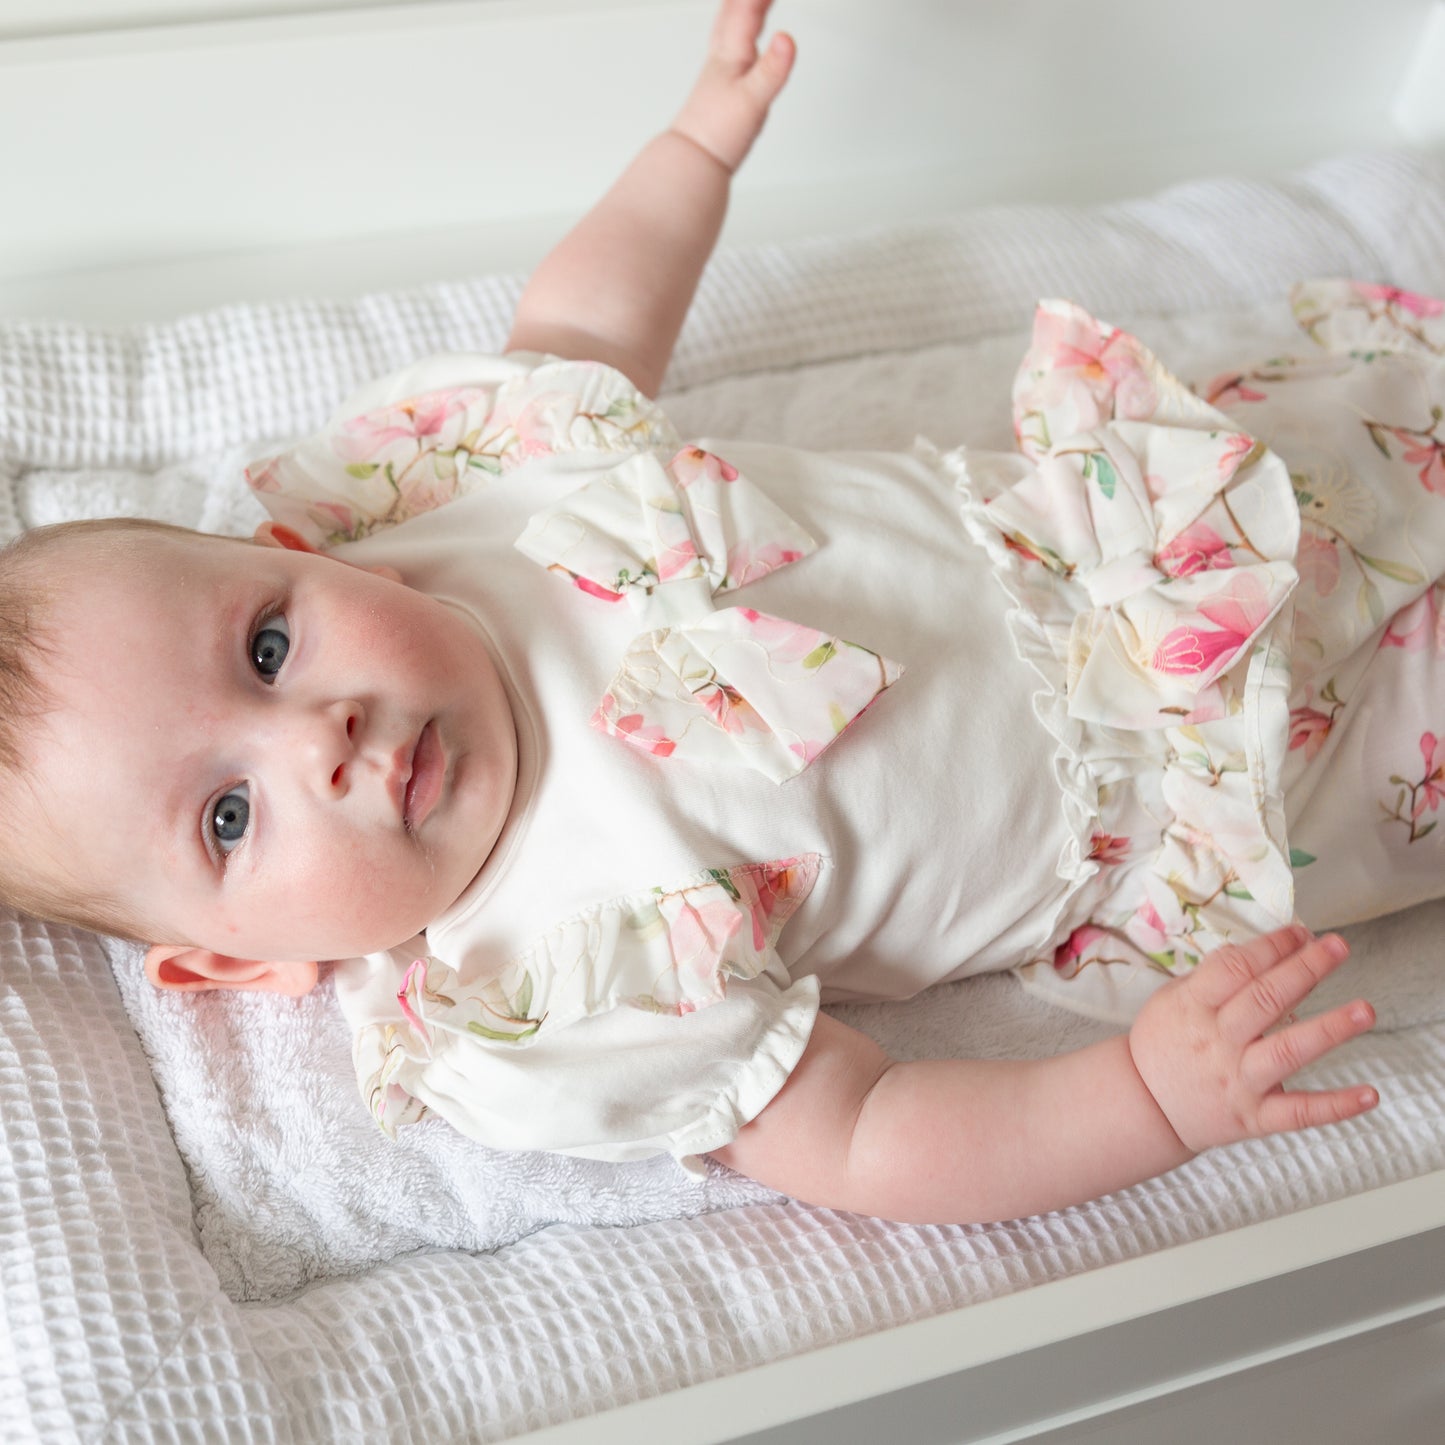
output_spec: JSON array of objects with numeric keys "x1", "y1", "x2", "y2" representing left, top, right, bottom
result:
[{"x1": 321, "y1": 846, "x2": 436, "y2": 953}]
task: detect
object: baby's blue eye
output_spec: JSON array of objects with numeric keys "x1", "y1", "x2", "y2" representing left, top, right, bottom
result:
[
  {"x1": 251, "y1": 616, "x2": 289, "y2": 678},
  {"x1": 211, "y1": 785, "x2": 250, "y2": 854}
]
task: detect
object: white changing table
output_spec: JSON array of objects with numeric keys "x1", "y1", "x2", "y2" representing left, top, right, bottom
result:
[{"x1": 3, "y1": 3, "x2": 1445, "y2": 1442}]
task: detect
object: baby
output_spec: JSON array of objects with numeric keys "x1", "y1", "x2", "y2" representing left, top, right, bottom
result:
[{"x1": 10, "y1": 0, "x2": 1437, "y2": 1227}]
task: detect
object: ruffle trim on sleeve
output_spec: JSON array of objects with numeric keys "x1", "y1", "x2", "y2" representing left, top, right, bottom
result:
[
  {"x1": 664, "y1": 974, "x2": 821, "y2": 1176},
  {"x1": 246, "y1": 352, "x2": 680, "y2": 547},
  {"x1": 938, "y1": 298, "x2": 1302, "y2": 1023},
  {"x1": 347, "y1": 854, "x2": 821, "y2": 1138}
]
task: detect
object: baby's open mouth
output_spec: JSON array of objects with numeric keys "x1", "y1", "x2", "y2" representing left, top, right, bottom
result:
[{"x1": 403, "y1": 720, "x2": 444, "y2": 831}]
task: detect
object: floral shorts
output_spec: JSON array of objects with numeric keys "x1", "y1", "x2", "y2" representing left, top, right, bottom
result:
[{"x1": 959, "y1": 281, "x2": 1445, "y2": 1023}]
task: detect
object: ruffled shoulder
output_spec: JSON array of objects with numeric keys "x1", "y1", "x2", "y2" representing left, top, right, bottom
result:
[
  {"x1": 1291, "y1": 279, "x2": 1445, "y2": 357},
  {"x1": 341, "y1": 854, "x2": 821, "y2": 1138},
  {"x1": 245, "y1": 350, "x2": 679, "y2": 546}
]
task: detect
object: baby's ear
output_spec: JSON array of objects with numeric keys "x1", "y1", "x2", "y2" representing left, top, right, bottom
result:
[
  {"x1": 145, "y1": 943, "x2": 318, "y2": 998},
  {"x1": 253, "y1": 519, "x2": 403, "y2": 584},
  {"x1": 253, "y1": 519, "x2": 322, "y2": 555}
]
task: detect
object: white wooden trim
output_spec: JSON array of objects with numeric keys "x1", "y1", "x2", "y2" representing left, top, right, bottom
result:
[{"x1": 520, "y1": 1170, "x2": 1445, "y2": 1443}]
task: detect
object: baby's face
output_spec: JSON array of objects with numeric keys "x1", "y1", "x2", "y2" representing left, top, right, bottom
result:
[{"x1": 22, "y1": 530, "x2": 517, "y2": 970}]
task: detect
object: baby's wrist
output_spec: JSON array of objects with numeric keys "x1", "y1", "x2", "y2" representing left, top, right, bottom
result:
[
  {"x1": 1123, "y1": 1028, "x2": 1198, "y2": 1162},
  {"x1": 664, "y1": 123, "x2": 739, "y2": 177}
]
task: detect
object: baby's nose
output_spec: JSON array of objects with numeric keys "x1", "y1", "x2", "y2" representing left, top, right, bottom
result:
[{"x1": 304, "y1": 700, "x2": 363, "y2": 795}]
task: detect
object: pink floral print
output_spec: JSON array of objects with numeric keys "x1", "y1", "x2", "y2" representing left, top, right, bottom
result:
[
  {"x1": 1012, "y1": 302, "x2": 1161, "y2": 458},
  {"x1": 1384, "y1": 732, "x2": 1445, "y2": 843},
  {"x1": 1352, "y1": 282, "x2": 1445, "y2": 320},
  {"x1": 246, "y1": 355, "x2": 679, "y2": 546},
  {"x1": 516, "y1": 440, "x2": 899, "y2": 783},
  {"x1": 1288, "y1": 678, "x2": 1344, "y2": 763},
  {"x1": 1154, "y1": 519, "x2": 1235, "y2": 578},
  {"x1": 594, "y1": 606, "x2": 903, "y2": 783},
  {"x1": 351, "y1": 856, "x2": 824, "y2": 1131},
  {"x1": 1292, "y1": 278, "x2": 1445, "y2": 356},
  {"x1": 515, "y1": 446, "x2": 816, "y2": 614},
  {"x1": 1152, "y1": 573, "x2": 1274, "y2": 681}
]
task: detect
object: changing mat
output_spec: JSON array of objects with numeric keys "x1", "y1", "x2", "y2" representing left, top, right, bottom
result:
[{"x1": 6, "y1": 151, "x2": 1445, "y2": 1441}]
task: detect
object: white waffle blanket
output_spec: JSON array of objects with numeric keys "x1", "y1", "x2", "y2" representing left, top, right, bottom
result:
[{"x1": 6, "y1": 151, "x2": 1445, "y2": 1442}]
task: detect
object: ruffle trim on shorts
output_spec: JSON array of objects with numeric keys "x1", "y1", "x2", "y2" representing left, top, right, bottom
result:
[{"x1": 932, "y1": 299, "x2": 1302, "y2": 1023}]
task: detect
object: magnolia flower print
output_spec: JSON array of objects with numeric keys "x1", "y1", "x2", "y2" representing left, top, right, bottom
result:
[
  {"x1": 1154, "y1": 519, "x2": 1237, "y2": 578},
  {"x1": 1380, "y1": 584, "x2": 1445, "y2": 654},
  {"x1": 1014, "y1": 308, "x2": 1159, "y2": 457},
  {"x1": 1355, "y1": 282, "x2": 1445, "y2": 320},
  {"x1": 1383, "y1": 731, "x2": 1445, "y2": 843},
  {"x1": 1198, "y1": 355, "x2": 1355, "y2": 409},
  {"x1": 1151, "y1": 572, "x2": 1272, "y2": 679},
  {"x1": 1288, "y1": 677, "x2": 1345, "y2": 763},
  {"x1": 1293, "y1": 281, "x2": 1445, "y2": 355},
  {"x1": 626, "y1": 858, "x2": 820, "y2": 1013},
  {"x1": 1363, "y1": 409, "x2": 1445, "y2": 494},
  {"x1": 1088, "y1": 832, "x2": 1131, "y2": 865}
]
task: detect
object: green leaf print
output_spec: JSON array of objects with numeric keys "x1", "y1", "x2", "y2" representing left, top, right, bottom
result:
[
  {"x1": 706, "y1": 868, "x2": 743, "y2": 902},
  {"x1": 1365, "y1": 422, "x2": 1393, "y2": 459},
  {"x1": 344, "y1": 462, "x2": 379, "y2": 480},
  {"x1": 627, "y1": 901, "x2": 666, "y2": 941},
  {"x1": 1419, "y1": 821, "x2": 1438, "y2": 841},
  {"x1": 801, "y1": 641, "x2": 837, "y2": 670},
  {"x1": 1359, "y1": 552, "x2": 1425, "y2": 586},
  {"x1": 1289, "y1": 848, "x2": 1317, "y2": 868},
  {"x1": 515, "y1": 974, "x2": 533, "y2": 1019},
  {"x1": 468, "y1": 454, "x2": 503, "y2": 473},
  {"x1": 1223, "y1": 883, "x2": 1254, "y2": 901},
  {"x1": 1357, "y1": 575, "x2": 1385, "y2": 628},
  {"x1": 1083, "y1": 452, "x2": 1117, "y2": 500},
  {"x1": 467, "y1": 1019, "x2": 542, "y2": 1043}
]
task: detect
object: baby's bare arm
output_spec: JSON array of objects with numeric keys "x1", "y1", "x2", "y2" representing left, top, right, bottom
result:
[
  {"x1": 711, "y1": 927, "x2": 1378, "y2": 1223},
  {"x1": 506, "y1": 0, "x2": 794, "y2": 396}
]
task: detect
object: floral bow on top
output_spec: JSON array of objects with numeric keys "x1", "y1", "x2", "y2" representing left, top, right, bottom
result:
[
  {"x1": 246, "y1": 352, "x2": 902, "y2": 784},
  {"x1": 515, "y1": 443, "x2": 903, "y2": 782}
]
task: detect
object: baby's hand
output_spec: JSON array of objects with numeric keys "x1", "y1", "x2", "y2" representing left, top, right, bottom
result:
[
  {"x1": 672, "y1": 0, "x2": 796, "y2": 174},
  {"x1": 1128, "y1": 923, "x2": 1379, "y2": 1154}
]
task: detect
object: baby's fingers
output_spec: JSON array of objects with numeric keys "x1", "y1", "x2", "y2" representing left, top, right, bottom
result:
[
  {"x1": 1241, "y1": 997, "x2": 1376, "y2": 1094},
  {"x1": 710, "y1": 0, "x2": 779, "y2": 65},
  {"x1": 1255, "y1": 1080, "x2": 1380, "y2": 1137},
  {"x1": 1217, "y1": 932, "x2": 1351, "y2": 1043},
  {"x1": 1189, "y1": 923, "x2": 1313, "y2": 1009}
]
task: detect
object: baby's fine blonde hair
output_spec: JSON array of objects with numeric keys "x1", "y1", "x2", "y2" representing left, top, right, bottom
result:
[{"x1": 0, "y1": 515, "x2": 243, "y2": 943}]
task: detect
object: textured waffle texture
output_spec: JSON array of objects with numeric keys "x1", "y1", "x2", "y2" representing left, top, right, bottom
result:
[{"x1": 4, "y1": 151, "x2": 1445, "y2": 1443}]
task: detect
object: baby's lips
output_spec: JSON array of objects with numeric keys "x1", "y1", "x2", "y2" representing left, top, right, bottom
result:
[
  {"x1": 386, "y1": 738, "x2": 414, "y2": 821},
  {"x1": 402, "y1": 721, "x2": 445, "y2": 831}
]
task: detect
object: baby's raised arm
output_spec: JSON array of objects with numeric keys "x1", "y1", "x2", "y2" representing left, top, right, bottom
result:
[
  {"x1": 506, "y1": 0, "x2": 795, "y2": 396},
  {"x1": 711, "y1": 926, "x2": 1378, "y2": 1223}
]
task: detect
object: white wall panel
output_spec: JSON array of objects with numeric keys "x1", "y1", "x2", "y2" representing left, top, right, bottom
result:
[{"x1": 0, "y1": 0, "x2": 1435, "y2": 317}]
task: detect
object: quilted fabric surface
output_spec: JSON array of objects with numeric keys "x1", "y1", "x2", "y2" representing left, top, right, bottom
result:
[{"x1": 4, "y1": 151, "x2": 1445, "y2": 1443}]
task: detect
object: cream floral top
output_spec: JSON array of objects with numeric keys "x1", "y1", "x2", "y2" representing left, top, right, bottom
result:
[
  {"x1": 245, "y1": 280, "x2": 1445, "y2": 1163},
  {"x1": 246, "y1": 348, "x2": 1073, "y2": 1164}
]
